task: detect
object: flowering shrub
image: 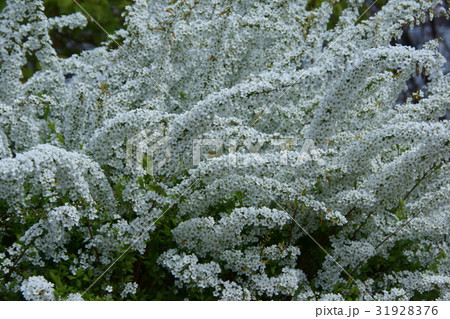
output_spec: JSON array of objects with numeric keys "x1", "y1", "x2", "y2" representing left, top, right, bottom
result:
[{"x1": 0, "y1": 0, "x2": 449, "y2": 301}]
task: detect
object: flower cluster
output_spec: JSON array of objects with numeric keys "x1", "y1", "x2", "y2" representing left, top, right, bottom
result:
[
  {"x1": 0, "y1": 0, "x2": 449, "y2": 300},
  {"x1": 120, "y1": 282, "x2": 138, "y2": 299}
]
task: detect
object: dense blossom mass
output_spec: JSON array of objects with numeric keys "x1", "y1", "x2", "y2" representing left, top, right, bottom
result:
[{"x1": 0, "y1": 0, "x2": 449, "y2": 300}]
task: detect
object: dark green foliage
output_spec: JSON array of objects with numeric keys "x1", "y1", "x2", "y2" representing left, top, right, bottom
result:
[{"x1": 44, "y1": 0, "x2": 132, "y2": 57}]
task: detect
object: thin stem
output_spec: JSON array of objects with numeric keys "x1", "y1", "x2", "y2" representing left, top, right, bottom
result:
[
  {"x1": 86, "y1": 220, "x2": 101, "y2": 266},
  {"x1": 288, "y1": 207, "x2": 298, "y2": 246}
]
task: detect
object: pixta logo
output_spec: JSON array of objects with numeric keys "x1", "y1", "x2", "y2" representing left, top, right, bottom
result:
[
  {"x1": 126, "y1": 127, "x2": 171, "y2": 175},
  {"x1": 193, "y1": 138, "x2": 325, "y2": 167}
]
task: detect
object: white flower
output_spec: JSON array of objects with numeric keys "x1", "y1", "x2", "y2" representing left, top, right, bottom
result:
[
  {"x1": 20, "y1": 276, "x2": 55, "y2": 301},
  {"x1": 121, "y1": 282, "x2": 138, "y2": 299}
]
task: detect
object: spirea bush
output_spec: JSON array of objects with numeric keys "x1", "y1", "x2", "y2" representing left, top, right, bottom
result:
[{"x1": 0, "y1": 0, "x2": 449, "y2": 301}]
